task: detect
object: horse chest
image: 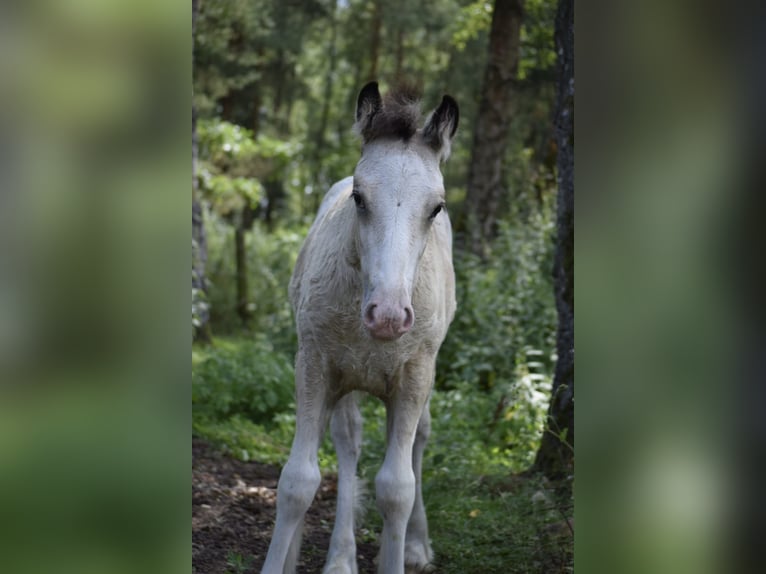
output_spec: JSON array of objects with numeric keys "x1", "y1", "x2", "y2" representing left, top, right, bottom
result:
[{"x1": 326, "y1": 340, "x2": 418, "y2": 399}]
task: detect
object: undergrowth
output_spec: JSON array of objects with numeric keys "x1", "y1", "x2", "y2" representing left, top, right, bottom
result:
[{"x1": 192, "y1": 337, "x2": 572, "y2": 573}]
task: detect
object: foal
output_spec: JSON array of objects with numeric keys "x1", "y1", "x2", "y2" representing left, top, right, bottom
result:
[{"x1": 261, "y1": 82, "x2": 458, "y2": 574}]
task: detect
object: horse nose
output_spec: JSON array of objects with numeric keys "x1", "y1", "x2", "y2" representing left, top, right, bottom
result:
[{"x1": 363, "y1": 302, "x2": 415, "y2": 340}]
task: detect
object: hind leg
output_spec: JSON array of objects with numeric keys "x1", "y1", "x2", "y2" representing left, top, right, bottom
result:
[
  {"x1": 405, "y1": 396, "x2": 434, "y2": 573},
  {"x1": 324, "y1": 392, "x2": 363, "y2": 574},
  {"x1": 262, "y1": 350, "x2": 329, "y2": 574}
]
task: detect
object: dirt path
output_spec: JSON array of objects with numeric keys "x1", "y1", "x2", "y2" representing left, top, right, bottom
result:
[{"x1": 192, "y1": 438, "x2": 378, "y2": 573}]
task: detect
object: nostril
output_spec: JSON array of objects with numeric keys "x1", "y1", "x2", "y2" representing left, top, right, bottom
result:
[
  {"x1": 364, "y1": 304, "x2": 377, "y2": 326},
  {"x1": 402, "y1": 306, "x2": 414, "y2": 330}
]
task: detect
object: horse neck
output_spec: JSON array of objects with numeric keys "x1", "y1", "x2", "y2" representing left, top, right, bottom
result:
[{"x1": 337, "y1": 198, "x2": 362, "y2": 272}]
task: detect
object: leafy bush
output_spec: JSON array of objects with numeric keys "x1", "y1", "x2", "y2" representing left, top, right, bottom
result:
[
  {"x1": 243, "y1": 226, "x2": 306, "y2": 353},
  {"x1": 428, "y1": 199, "x2": 557, "y2": 469},
  {"x1": 192, "y1": 414, "x2": 292, "y2": 465},
  {"x1": 192, "y1": 337, "x2": 295, "y2": 424},
  {"x1": 438, "y1": 200, "x2": 557, "y2": 393},
  {"x1": 196, "y1": 118, "x2": 308, "y2": 223},
  {"x1": 192, "y1": 337, "x2": 341, "y2": 468},
  {"x1": 197, "y1": 120, "x2": 297, "y2": 179},
  {"x1": 206, "y1": 220, "x2": 305, "y2": 350}
]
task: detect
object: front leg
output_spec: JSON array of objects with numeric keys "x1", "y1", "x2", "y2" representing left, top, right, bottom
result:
[
  {"x1": 375, "y1": 362, "x2": 433, "y2": 574},
  {"x1": 261, "y1": 349, "x2": 330, "y2": 574},
  {"x1": 325, "y1": 392, "x2": 363, "y2": 574}
]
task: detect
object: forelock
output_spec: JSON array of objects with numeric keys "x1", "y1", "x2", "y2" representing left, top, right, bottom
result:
[{"x1": 356, "y1": 84, "x2": 422, "y2": 143}]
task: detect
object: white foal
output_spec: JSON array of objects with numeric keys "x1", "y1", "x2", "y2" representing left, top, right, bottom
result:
[{"x1": 261, "y1": 81, "x2": 458, "y2": 574}]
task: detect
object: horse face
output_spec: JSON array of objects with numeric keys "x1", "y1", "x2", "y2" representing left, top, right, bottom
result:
[
  {"x1": 352, "y1": 143, "x2": 446, "y2": 340},
  {"x1": 351, "y1": 82, "x2": 458, "y2": 341}
]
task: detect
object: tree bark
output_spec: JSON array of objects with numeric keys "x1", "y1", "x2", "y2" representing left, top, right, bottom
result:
[
  {"x1": 235, "y1": 205, "x2": 255, "y2": 326},
  {"x1": 309, "y1": 0, "x2": 339, "y2": 213},
  {"x1": 367, "y1": 0, "x2": 382, "y2": 82},
  {"x1": 192, "y1": 0, "x2": 212, "y2": 343},
  {"x1": 271, "y1": 0, "x2": 287, "y2": 119},
  {"x1": 252, "y1": 89, "x2": 262, "y2": 137},
  {"x1": 463, "y1": 0, "x2": 524, "y2": 256},
  {"x1": 531, "y1": 0, "x2": 574, "y2": 484}
]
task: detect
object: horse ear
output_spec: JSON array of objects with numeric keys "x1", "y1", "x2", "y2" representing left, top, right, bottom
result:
[
  {"x1": 422, "y1": 95, "x2": 459, "y2": 161},
  {"x1": 355, "y1": 82, "x2": 382, "y2": 141}
]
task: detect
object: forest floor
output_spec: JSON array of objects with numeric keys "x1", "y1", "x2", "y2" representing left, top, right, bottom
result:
[
  {"x1": 192, "y1": 438, "x2": 379, "y2": 574},
  {"x1": 192, "y1": 437, "x2": 573, "y2": 574}
]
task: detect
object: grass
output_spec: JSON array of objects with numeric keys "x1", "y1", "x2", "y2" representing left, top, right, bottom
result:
[
  {"x1": 192, "y1": 336, "x2": 573, "y2": 573},
  {"x1": 224, "y1": 551, "x2": 254, "y2": 574},
  {"x1": 352, "y1": 396, "x2": 572, "y2": 573}
]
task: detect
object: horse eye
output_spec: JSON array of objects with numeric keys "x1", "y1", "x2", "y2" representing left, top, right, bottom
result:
[
  {"x1": 351, "y1": 191, "x2": 366, "y2": 210},
  {"x1": 429, "y1": 203, "x2": 445, "y2": 220}
]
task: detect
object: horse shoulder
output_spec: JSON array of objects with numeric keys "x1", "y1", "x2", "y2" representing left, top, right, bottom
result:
[{"x1": 316, "y1": 176, "x2": 354, "y2": 221}]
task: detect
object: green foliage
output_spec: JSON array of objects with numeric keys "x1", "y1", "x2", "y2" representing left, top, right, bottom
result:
[
  {"x1": 194, "y1": 0, "x2": 262, "y2": 118},
  {"x1": 353, "y1": 377, "x2": 549, "y2": 481},
  {"x1": 194, "y1": 0, "x2": 327, "y2": 126},
  {"x1": 192, "y1": 337, "x2": 340, "y2": 468},
  {"x1": 451, "y1": 0, "x2": 493, "y2": 51},
  {"x1": 344, "y1": 387, "x2": 571, "y2": 573},
  {"x1": 519, "y1": 0, "x2": 558, "y2": 80},
  {"x1": 206, "y1": 220, "x2": 305, "y2": 346},
  {"x1": 427, "y1": 475, "x2": 573, "y2": 573},
  {"x1": 201, "y1": 173, "x2": 264, "y2": 215},
  {"x1": 198, "y1": 120, "x2": 297, "y2": 170},
  {"x1": 193, "y1": 414, "x2": 291, "y2": 465},
  {"x1": 191, "y1": 330, "x2": 549, "y2": 475},
  {"x1": 192, "y1": 336, "x2": 295, "y2": 424},
  {"x1": 225, "y1": 551, "x2": 254, "y2": 574},
  {"x1": 438, "y1": 200, "x2": 557, "y2": 393},
  {"x1": 197, "y1": 119, "x2": 298, "y2": 219}
]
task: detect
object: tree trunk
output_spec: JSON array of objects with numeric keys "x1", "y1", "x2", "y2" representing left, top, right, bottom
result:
[
  {"x1": 252, "y1": 90, "x2": 262, "y2": 137},
  {"x1": 310, "y1": 0, "x2": 339, "y2": 213},
  {"x1": 264, "y1": 178, "x2": 285, "y2": 231},
  {"x1": 367, "y1": 0, "x2": 382, "y2": 82},
  {"x1": 192, "y1": 187, "x2": 211, "y2": 343},
  {"x1": 234, "y1": 205, "x2": 254, "y2": 326},
  {"x1": 462, "y1": 0, "x2": 524, "y2": 256},
  {"x1": 272, "y1": 49, "x2": 286, "y2": 117},
  {"x1": 192, "y1": 0, "x2": 212, "y2": 343},
  {"x1": 531, "y1": 0, "x2": 574, "y2": 484},
  {"x1": 271, "y1": 0, "x2": 288, "y2": 127},
  {"x1": 394, "y1": 27, "x2": 405, "y2": 82}
]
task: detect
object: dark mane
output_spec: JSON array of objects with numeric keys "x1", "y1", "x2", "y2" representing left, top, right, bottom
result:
[{"x1": 357, "y1": 84, "x2": 422, "y2": 142}]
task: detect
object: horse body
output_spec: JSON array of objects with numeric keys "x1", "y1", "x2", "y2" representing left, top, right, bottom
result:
[
  {"x1": 290, "y1": 174, "x2": 455, "y2": 400},
  {"x1": 262, "y1": 83, "x2": 459, "y2": 574}
]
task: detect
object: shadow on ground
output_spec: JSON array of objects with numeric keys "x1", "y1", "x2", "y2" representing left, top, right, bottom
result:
[{"x1": 192, "y1": 438, "x2": 378, "y2": 573}]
